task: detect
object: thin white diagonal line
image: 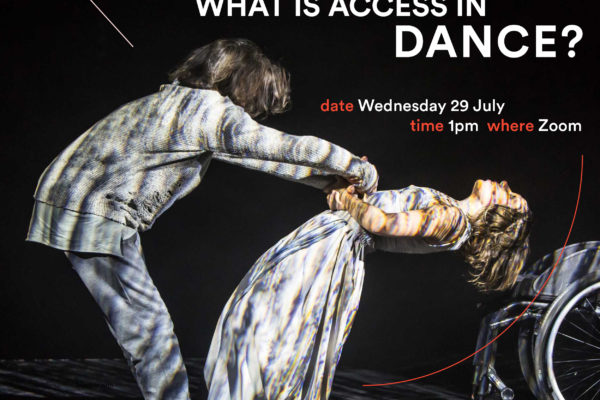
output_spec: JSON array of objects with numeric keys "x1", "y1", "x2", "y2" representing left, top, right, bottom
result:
[{"x1": 88, "y1": 0, "x2": 134, "y2": 47}]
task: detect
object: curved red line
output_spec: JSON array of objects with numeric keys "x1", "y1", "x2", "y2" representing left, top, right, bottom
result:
[{"x1": 363, "y1": 155, "x2": 584, "y2": 387}]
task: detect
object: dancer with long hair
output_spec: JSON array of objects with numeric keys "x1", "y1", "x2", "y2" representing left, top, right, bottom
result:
[
  {"x1": 205, "y1": 180, "x2": 531, "y2": 399},
  {"x1": 26, "y1": 39, "x2": 377, "y2": 400}
]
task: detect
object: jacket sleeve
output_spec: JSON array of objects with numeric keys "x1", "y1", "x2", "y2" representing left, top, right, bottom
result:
[
  {"x1": 205, "y1": 103, "x2": 378, "y2": 192},
  {"x1": 211, "y1": 153, "x2": 339, "y2": 190}
]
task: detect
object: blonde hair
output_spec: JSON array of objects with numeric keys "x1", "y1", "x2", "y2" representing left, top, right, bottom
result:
[{"x1": 461, "y1": 205, "x2": 532, "y2": 292}]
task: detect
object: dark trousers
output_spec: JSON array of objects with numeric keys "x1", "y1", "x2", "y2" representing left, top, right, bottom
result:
[{"x1": 66, "y1": 233, "x2": 190, "y2": 400}]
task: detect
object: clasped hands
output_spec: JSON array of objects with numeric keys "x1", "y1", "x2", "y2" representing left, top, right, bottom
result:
[
  {"x1": 325, "y1": 156, "x2": 373, "y2": 212},
  {"x1": 326, "y1": 185, "x2": 360, "y2": 211}
]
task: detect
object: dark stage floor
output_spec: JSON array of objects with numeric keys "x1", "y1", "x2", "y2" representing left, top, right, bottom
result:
[
  {"x1": 0, "y1": 358, "x2": 537, "y2": 399},
  {"x1": 0, "y1": 358, "x2": 473, "y2": 399}
]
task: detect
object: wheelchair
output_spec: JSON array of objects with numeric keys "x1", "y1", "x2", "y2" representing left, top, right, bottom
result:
[{"x1": 472, "y1": 241, "x2": 600, "y2": 400}]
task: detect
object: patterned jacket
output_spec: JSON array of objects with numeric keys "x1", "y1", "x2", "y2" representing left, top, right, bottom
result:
[{"x1": 33, "y1": 83, "x2": 377, "y2": 231}]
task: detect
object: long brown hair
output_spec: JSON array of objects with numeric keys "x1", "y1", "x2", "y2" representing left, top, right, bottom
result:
[
  {"x1": 168, "y1": 39, "x2": 291, "y2": 118},
  {"x1": 461, "y1": 204, "x2": 532, "y2": 292}
]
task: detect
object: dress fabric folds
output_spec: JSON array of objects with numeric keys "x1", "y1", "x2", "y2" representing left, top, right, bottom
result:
[
  {"x1": 205, "y1": 211, "x2": 368, "y2": 400},
  {"x1": 204, "y1": 187, "x2": 470, "y2": 400}
]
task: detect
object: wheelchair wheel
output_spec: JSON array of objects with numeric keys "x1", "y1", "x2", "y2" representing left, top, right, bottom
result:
[{"x1": 534, "y1": 275, "x2": 600, "y2": 399}]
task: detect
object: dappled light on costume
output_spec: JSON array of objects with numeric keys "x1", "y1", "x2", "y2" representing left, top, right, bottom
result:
[{"x1": 204, "y1": 187, "x2": 473, "y2": 399}]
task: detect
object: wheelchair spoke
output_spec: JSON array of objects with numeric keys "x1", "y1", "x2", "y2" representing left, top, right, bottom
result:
[
  {"x1": 583, "y1": 297, "x2": 600, "y2": 320},
  {"x1": 556, "y1": 361, "x2": 599, "y2": 373},
  {"x1": 568, "y1": 319, "x2": 600, "y2": 345},
  {"x1": 555, "y1": 358, "x2": 600, "y2": 364},
  {"x1": 558, "y1": 332, "x2": 600, "y2": 351},
  {"x1": 574, "y1": 375, "x2": 600, "y2": 400},
  {"x1": 559, "y1": 369, "x2": 600, "y2": 394},
  {"x1": 591, "y1": 383, "x2": 600, "y2": 400},
  {"x1": 555, "y1": 363, "x2": 599, "y2": 380},
  {"x1": 576, "y1": 306, "x2": 600, "y2": 336},
  {"x1": 556, "y1": 362, "x2": 599, "y2": 375},
  {"x1": 543, "y1": 279, "x2": 600, "y2": 400},
  {"x1": 556, "y1": 345, "x2": 600, "y2": 356},
  {"x1": 555, "y1": 325, "x2": 600, "y2": 399},
  {"x1": 557, "y1": 369, "x2": 579, "y2": 379}
]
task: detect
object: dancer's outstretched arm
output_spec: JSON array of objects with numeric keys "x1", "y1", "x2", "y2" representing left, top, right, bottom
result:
[
  {"x1": 208, "y1": 103, "x2": 378, "y2": 193},
  {"x1": 327, "y1": 187, "x2": 467, "y2": 244}
]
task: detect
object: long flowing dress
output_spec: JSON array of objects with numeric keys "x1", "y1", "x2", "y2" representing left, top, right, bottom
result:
[{"x1": 204, "y1": 186, "x2": 472, "y2": 400}]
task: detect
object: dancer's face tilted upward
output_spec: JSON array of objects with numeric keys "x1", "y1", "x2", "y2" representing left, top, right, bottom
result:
[{"x1": 467, "y1": 179, "x2": 529, "y2": 218}]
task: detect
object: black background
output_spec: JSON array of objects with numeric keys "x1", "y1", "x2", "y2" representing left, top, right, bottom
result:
[{"x1": 2, "y1": 0, "x2": 598, "y2": 396}]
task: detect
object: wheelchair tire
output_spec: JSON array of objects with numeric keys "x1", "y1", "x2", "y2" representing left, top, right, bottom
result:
[{"x1": 534, "y1": 274, "x2": 600, "y2": 400}]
